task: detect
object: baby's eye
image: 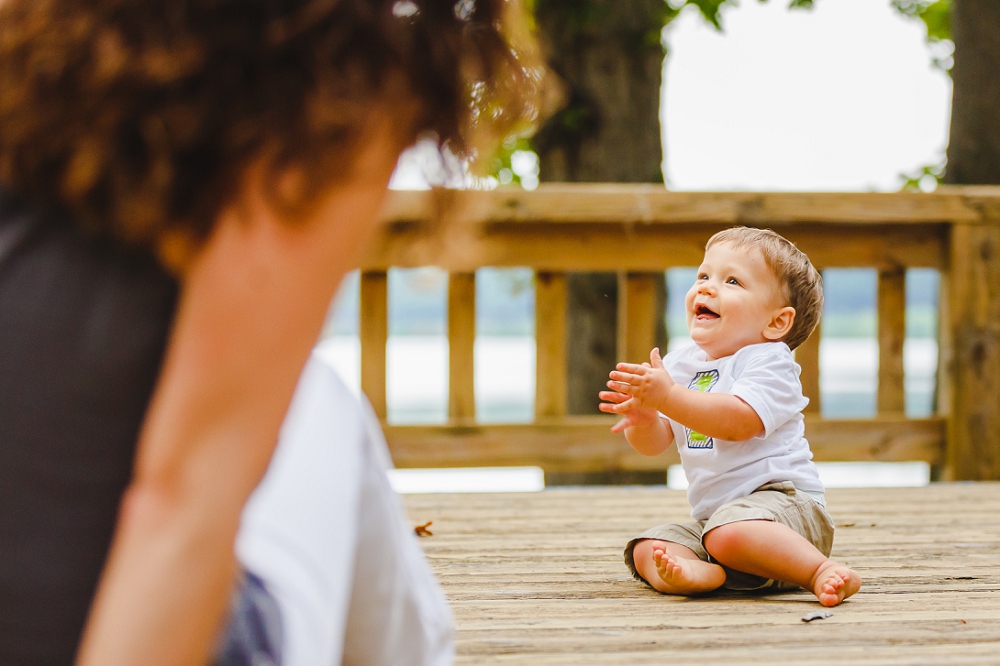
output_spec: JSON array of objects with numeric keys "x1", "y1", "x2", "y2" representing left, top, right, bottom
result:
[
  {"x1": 697, "y1": 273, "x2": 709, "y2": 281},
  {"x1": 726, "y1": 277, "x2": 741, "y2": 286}
]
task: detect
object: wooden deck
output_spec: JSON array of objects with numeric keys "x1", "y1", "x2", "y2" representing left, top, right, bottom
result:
[{"x1": 404, "y1": 483, "x2": 1000, "y2": 664}]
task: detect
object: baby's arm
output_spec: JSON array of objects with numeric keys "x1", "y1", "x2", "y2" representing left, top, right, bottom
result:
[
  {"x1": 622, "y1": 417, "x2": 675, "y2": 456},
  {"x1": 608, "y1": 348, "x2": 764, "y2": 442},
  {"x1": 659, "y1": 388, "x2": 763, "y2": 442}
]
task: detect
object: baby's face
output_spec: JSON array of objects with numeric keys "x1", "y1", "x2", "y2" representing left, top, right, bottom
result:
[{"x1": 684, "y1": 242, "x2": 790, "y2": 360}]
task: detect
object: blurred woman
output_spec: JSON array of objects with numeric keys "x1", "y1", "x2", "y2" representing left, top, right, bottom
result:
[{"x1": 0, "y1": 1, "x2": 540, "y2": 663}]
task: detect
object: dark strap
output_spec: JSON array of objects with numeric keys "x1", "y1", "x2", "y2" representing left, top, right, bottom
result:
[{"x1": 0, "y1": 191, "x2": 36, "y2": 271}]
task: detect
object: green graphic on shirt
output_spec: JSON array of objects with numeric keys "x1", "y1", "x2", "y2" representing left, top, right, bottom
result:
[{"x1": 685, "y1": 370, "x2": 719, "y2": 450}]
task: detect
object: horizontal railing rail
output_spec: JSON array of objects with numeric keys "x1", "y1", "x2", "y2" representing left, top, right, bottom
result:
[{"x1": 354, "y1": 185, "x2": 1000, "y2": 481}]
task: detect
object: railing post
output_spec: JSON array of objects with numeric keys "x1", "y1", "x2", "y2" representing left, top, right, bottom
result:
[
  {"x1": 947, "y1": 221, "x2": 1000, "y2": 480},
  {"x1": 360, "y1": 270, "x2": 388, "y2": 419},
  {"x1": 617, "y1": 272, "x2": 661, "y2": 364},
  {"x1": 535, "y1": 271, "x2": 567, "y2": 418},
  {"x1": 878, "y1": 265, "x2": 907, "y2": 414},
  {"x1": 448, "y1": 272, "x2": 477, "y2": 421},
  {"x1": 797, "y1": 321, "x2": 822, "y2": 415}
]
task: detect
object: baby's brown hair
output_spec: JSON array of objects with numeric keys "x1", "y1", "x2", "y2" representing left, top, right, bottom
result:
[{"x1": 705, "y1": 227, "x2": 823, "y2": 350}]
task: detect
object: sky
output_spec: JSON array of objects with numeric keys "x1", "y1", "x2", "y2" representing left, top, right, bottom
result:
[
  {"x1": 663, "y1": 0, "x2": 952, "y2": 190},
  {"x1": 392, "y1": 0, "x2": 952, "y2": 192}
]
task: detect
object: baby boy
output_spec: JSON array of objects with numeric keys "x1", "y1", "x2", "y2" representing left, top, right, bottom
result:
[{"x1": 599, "y1": 227, "x2": 860, "y2": 606}]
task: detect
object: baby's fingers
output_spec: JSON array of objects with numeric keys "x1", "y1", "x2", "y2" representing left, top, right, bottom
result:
[
  {"x1": 606, "y1": 380, "x2": 633, "y2": 395},
  {"x1": 609, "y1": 370, "x2": 640, "y2": 384},
  {"x1": 598, "y1": 390, "x2": 629, "y2": 404},
  {"x1": 599, "y1": 398, "x2": 631, "y2": 414},
  {"x1": 610, "y1": 417, "x2": 632, "y2": 433}
]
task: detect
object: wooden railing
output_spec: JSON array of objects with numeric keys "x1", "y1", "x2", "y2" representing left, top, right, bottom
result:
[{"x1": 357, "y1": 184, "x2": 1000, "y2": 481}]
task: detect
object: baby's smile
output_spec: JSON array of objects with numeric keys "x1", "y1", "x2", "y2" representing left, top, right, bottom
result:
[{"x1": 693, "y1": 303, "x2": 719, "y2": 321}]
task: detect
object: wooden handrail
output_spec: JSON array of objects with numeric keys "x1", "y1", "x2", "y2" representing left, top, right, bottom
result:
[{"x1": 355, "y1": 185, "x2": 1000, "y2": 481}]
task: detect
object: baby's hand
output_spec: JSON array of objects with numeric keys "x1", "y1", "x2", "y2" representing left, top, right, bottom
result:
[
  {"x1": 606, "y1": 348, "x2": 674, "y2": 413},
  {"x1": 598, "y1": 388, "x2": 660, "y2": 433}
]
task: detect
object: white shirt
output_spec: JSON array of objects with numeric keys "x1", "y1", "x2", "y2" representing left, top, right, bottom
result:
[
  {"x1": 662, "y1": 341, "x2": 825, "y2": 521},
  {"x1": 236, "y1": 354, "x2": 454, "y2": 666}
]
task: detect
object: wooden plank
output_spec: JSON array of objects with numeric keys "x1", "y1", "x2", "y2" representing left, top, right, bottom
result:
[
  {"x1": 806, "y1": 416, "x2": 944, "y2": 465},
  {"x1": 363, "y1": 221, "x2": 948, "y2": 272},
  {"x1": 877, "y1": 266, "x2": 907, "y2": 414},
  {"x1": 535, "y1": 272, "x2": 568, "y2": 418},
  {"x1": 448, "y1": 272, "x2": 477, "y2": 420},
  {"x1": 378, "y1": 186, "x2": 985, "y2": 226},
  {"x1": 617, "y1": 272, "x2": 659, "y2": 364},
  {"x1": 383, "y1": 416, "x2": 945, "y2": 471},
  {"x1": 797, "y1": 322, "x2": 822, "y2": 415},
  {"x1": 403, "y1": 483, "x2": 1000, "y2": 665},
  {"x1": 385, "y1": 417, "x2": 662, "y2": 473},
  {"x1": 359, "y1": 270, "x2": 388, "y2": 419},
  {"x1": 947, "y1": 222, "x2": 1000, "y2": 480}
]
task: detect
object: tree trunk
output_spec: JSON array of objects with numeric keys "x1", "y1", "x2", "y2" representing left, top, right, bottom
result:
[
  {"x1": 535, "y1": 0, "x2": 667, "y2": 420},
  {"x1": 945, "y1": 0, "x2": 1000, "y2": 184}
]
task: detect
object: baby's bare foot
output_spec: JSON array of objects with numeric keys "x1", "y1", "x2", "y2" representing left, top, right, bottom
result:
[
  {"x1": 651, "y1": 546, "x2": 726, "y2": 595},
  {"x1": 810, "y1": 561, "x2": 862, "y2": 607}
]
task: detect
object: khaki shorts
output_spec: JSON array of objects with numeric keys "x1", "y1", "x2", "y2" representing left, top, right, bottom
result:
[{"x1": 624, "y1": 481, "x2": 835, "y2": 591}]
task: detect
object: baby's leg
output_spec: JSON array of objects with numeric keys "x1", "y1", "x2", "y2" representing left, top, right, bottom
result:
[
  {"x1": 703, "y1": 520, "x2": 861, "y2": 606},
  {"x1": 632, "y1": 539, "x2": 726, "y2": 595}
]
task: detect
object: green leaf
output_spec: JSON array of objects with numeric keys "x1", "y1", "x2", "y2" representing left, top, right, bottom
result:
[
  {"x1": 668, "y1": 0, "x2": 816, "y2": 33},
  {"x1": 890, "y1": 0, "x2": 952, "y2": 71},
  {"x1": 891, "y1": 0, "x2": 951, "y2": 41},
  {"x1": 899, "y1": 157, "x2": 947, "y2": 192}
]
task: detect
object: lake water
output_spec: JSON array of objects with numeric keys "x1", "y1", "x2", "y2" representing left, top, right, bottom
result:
[{"x1": 315, "y1": 335, "x2": 937, "y2": 492}]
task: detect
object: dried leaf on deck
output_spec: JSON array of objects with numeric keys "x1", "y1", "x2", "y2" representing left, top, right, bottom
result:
[{"x1": 414, "y1": 521, "x2": 434, "y2": 537}]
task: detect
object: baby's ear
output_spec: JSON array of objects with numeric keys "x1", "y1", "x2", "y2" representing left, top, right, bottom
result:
[{"x1": 763, "y1": 306, "x2": 796, "y2": 342}]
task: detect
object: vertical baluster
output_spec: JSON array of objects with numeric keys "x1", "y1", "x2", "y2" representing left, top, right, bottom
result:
[
  {"x1": 935, "y1": 268, "x2": 951, "y2": 417},
  {"x1": 797, "y1": 322, "x2": 822, "y2": 415},
  {"x1": 535, "y1": 271, "x2": 567, "y2": 418},
  {"x1": 360, "y1": 270, "x2": 388, "y2": 419},
  {"x1": 878, "y1": 265, "x2": 907, "y2": 414},
  {"x1": 933, "y1": 267, "x2": 950, "y2": 481},
  {"x1": 617, "y1": 272, "x2": 660, "y2": 364},
  {"x1": 448, "y1": 272, "x2": 477, "y2": 421}
]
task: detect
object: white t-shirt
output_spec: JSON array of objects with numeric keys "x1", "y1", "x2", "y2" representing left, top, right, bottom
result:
[
  {"x1": 236, "y1": 354, "x2": 454, "y2": 666},
  {"x1": 661, "y1": 341, "x2": 825, "y2": 521}
]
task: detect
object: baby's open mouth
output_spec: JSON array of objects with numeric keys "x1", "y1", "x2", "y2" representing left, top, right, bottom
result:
[{"x1": 694, "y1": 304, "x2": 719, "y2": 319}]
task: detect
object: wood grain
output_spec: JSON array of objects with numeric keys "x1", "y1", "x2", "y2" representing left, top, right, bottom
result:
[
  {"x1": 448, "y1": 272, "x2": 477, "y2": 420},
  {"x1": 617, "y1": 272, "x2": 660, "y2": 364},
  {"x1": 365, "y1": 221, "x2": 948, "y2": 272},
  {"x1": 359, "y1": 270, "x2": 388, "y2": 418},
  {"x1": 877, "y1": 266, "x2": 907, "y2": 414},
  {"x1": 947, "y1": 222, "x2": 1000, "y2": 480},
  {"x1": 378, "y1": 186, "x2": 985, "y2": 226},
  {"x1": 383, "y1": 416, "x2": 945, "y2": 472},
  {"x1": 404, "y1": 483, "x2": 1000, "y2": 664},
  {"x1": 535, "y1": 272, "x2": 568, "y2": 418},
  {"x1": 796, "y1": 324, "x2": 822, "y2": 415}
]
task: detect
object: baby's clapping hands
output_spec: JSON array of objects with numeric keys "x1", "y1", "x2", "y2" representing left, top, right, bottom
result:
[{"x1": 599, "y1": 348, "x2": 675, "y2": 433}]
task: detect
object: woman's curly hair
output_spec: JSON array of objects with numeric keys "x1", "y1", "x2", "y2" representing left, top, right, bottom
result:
[{"x1": 0, "y1": 0, "x2": 541, "y2": 246}]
